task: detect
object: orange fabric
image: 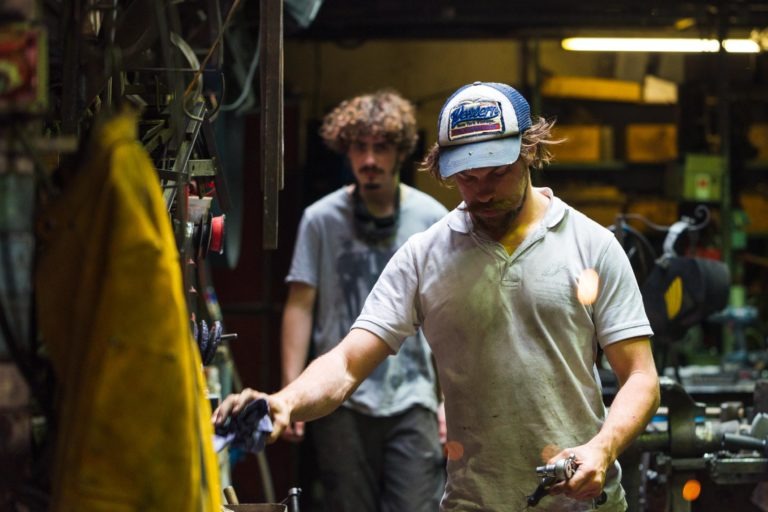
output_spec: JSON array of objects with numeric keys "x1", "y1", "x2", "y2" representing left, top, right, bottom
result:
[{"x1": 36, "y1": 111, "x2": 221, "y2": 511}]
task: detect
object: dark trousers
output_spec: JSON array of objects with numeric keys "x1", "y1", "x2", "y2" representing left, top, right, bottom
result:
[{"x1": 310, "y1": 406, "x2": 445, "y2": 512}]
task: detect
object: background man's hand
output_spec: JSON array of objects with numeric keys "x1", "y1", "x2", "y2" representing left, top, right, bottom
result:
[
  {"x1": 281, "y1": 420, "x2": 305, "y2": 443},
  {"x1": 437, "y1": 401, "x2": 447, "y2": 444}
]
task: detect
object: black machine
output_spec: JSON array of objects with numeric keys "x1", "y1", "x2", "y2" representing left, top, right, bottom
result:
[
  {"x1": 624, "y1": 378, "x2": 768, "y2": 512},
  {"x1": 609, "y1": 209, "x2": 768, "y2": 511}
]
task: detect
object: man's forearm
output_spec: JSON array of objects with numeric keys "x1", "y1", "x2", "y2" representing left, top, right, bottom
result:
[
  {"x1": 272, "y1": 328, "x2": 393, "y2": 425},
  {"x1": 281, "y1": 284, "x2": 316, "y2": 387},
  {"x1": 274, "y1": 348, "x2": 358, "y2": 423},
  {"x1": 592, "y1": 371, "x2": 660, "y2": 462}
]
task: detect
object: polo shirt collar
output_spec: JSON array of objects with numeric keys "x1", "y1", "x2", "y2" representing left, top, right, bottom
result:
[{"x1": 446, "y1": 187, "x2": 567, "y2": 234}]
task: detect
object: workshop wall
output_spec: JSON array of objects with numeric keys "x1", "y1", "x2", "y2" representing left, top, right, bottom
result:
[{"x1": 284, "y1": 39, "x2": 611, "y2": 208}]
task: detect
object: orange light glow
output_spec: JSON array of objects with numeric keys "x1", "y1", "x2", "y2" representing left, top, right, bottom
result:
[
  {"x1": 577, "y1": 268, "x2": 600, "y2": 305},
  {"x1": 540, "y1": 444, "x2": 561, "y2": 463},
  {"x1": 444, "y1": 441, "x2": 464, "y2": 461},
  {"x1": 682, "y1": 479, "x2": 701, "y2": 501}
]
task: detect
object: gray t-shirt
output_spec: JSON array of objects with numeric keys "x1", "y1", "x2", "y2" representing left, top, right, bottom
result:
[
  {"x1": 354, "y1": 188, "x2": 653, "y2": 511},
  {"x1": 286, "y1": 184, "x2": 448, "y2": 416}
]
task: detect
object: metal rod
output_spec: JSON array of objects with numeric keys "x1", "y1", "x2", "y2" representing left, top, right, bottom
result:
[{"x1": 717, "y1": 4, "x2": 732, "y2": 274}]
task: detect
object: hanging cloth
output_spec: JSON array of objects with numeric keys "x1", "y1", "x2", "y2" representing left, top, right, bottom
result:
[{"x1": 36, "y1": 110, "x2": 221, "y2": 512}]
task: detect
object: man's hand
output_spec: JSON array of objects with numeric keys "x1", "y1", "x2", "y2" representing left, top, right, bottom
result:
[
  {"x1": 212, "y1": 388, "x2": 262, "y2": 424},
  {"x1": 546, "y1": 444, "x2": 609, "y2": 502},
  {"x1": 212, "y1": 388, "x2": 293, "y2": 444}
]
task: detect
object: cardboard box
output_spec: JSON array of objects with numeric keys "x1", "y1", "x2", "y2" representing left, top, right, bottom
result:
[
  {"x1": 559, "y1": 185, "x2": 626, "y2": 227},
  {"x1": 642, "y1": 75, "x2": 678, "y2": 104},
  {"x1": 550, "y1": 125, "x2": 606, "y2": 162},
  {"x1": 740, "y1": 191, "x2": 768, "y2": 233},
  {"x1": 541, "y1": 76, "x2": 642, "y2": 103},
  {"x1": 626, "y1": 198, "x2": 679, "y2": 231},
  {"x1": 626, "y1": 123, "x2": 678, "y2": 163},
  {"x1": 224, "y1": 505, "x2": 287, "y2": 512},
  {"x1": 559, "y1": 184, "x2": 625, "y2": 203},
  {"x1": 576, "y1": 203, "x2": 625, "y2": 227},
  {"x1": 747, "y1": 123, "x2": 768, "y2": 160}
]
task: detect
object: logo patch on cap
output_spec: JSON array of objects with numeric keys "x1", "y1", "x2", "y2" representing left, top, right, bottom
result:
[{"x1": 448, "y1": 99, "x2": 505, "y2": 141}]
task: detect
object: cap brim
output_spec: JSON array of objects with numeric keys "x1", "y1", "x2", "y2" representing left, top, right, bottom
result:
[{"x1": 438, "y1": 136, "x2": 522, "y2": 178}]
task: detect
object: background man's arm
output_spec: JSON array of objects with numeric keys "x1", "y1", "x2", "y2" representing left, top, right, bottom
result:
[{"x1": 279, "y1": 282, "x2": 317, "y2": 441}]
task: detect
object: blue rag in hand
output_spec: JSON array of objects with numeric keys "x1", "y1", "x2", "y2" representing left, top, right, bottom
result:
[{"x1": 214, "y1": 398, "x2": 274, "y2": 454}]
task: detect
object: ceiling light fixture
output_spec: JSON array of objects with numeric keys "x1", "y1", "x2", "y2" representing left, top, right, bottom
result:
[{"x1": 561, "y1": 37, "x2": 760, "y2": 53}]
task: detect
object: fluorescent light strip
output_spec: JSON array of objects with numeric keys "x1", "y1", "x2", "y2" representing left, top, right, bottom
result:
[
  {"x1": 723, "y1": 39, "x2": 762, "y2": 53},
  {"x1": 562, "y1": 37, "x2": 760, "y2": 53}
]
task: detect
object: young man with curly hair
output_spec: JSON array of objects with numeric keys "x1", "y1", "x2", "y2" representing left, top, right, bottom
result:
[
  {"x1": 279, "y1": 90, "x2": 448, "y2": 512},
  {"x1": 216, "y1": 82, "x2": 659, "y2": 511}
]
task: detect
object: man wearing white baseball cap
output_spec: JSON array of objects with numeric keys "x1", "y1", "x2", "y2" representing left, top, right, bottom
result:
[{"x1": 215, "y1": 82, "x2": 660, "y2": 511}]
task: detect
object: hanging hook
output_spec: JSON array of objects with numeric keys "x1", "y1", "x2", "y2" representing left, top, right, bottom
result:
[{"x1": 680, "y1": 204, "x2": 711, "y2": 232}]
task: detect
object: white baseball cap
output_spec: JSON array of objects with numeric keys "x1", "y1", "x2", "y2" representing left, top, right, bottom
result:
[{"x1": 437, "y1": 81, "x2": 532, "y2": 178}]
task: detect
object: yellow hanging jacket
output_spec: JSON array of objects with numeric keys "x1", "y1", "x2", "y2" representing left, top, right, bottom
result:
[{"x1": 36, "y1": 110, "x2": 221, "y2": 512}]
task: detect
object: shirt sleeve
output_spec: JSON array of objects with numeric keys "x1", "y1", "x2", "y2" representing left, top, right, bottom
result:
[
  {"x1": 352, "y1": 240, "x2": 421, "y2": 353},
  {"x1": 593, "y1": 235, "x2": 654, "y2": 346},
  {"x1": 285, "y1": 210, "x2": 321, "y2": 287}
]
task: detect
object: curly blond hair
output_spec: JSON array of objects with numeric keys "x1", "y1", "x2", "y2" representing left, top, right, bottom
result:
[
  {"x1": 419, "y1": 116, "x2": 562, "y2": 185},
  {"x1": 320, "y1": 89, "x2": 418, "y2": 156}
]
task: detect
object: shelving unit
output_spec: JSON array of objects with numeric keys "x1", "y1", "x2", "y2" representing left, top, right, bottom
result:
[{"x1": 531, "y1": 91, "x2": 681, "y2": 237}]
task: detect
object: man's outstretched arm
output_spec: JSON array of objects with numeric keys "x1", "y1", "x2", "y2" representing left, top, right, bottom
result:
[{"x1": 213, "y1": 328, "x2": 393, "y2": 443}]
